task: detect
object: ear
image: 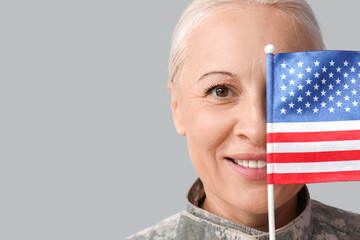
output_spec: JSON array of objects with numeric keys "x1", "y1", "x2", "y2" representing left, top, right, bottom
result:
[{"x1": 168, "y1": 81, "x2": 186, "y2": 136}]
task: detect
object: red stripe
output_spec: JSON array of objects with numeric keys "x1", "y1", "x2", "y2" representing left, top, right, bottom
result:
[
  {"x1": 267, "y1": 150, "x2": 360, "y2": 164},
  {"x1": 267, "y1": 129, "x2": 360, "y2": 143},
  {"x1": 267, "y1": 171, "x2": 360, "y2": 184}
]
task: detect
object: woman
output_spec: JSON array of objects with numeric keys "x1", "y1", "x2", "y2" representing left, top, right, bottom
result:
[{"x1": 128, "y1": 0, "x2": 360, "y2": 239}]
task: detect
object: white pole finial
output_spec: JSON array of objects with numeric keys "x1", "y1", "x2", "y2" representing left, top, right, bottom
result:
[{"x1": 264, "y1": 44, "x2": 275, "y2": 54}]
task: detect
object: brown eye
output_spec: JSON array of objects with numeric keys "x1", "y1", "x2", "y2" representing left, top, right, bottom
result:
[{"x1": 211, "y1": 86, "x2": 233, "y2": 97}]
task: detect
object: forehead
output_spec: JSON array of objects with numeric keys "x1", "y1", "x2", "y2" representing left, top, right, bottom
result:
[{"x1": 182, "y1": 6, "x2": 315, "y2": 80}]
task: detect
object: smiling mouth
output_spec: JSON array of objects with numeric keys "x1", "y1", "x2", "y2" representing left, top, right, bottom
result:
[{"x1": 226, "y1": 158, "x2": 266, "y2": 169}]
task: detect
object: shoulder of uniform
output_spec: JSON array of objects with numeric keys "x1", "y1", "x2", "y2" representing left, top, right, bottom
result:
[
  {"x1": 126, "y1": 212, "x2": 182, "y2": 240},
  {"x1": 311, "y1": 199, "x2": 360, "y2": 237}
]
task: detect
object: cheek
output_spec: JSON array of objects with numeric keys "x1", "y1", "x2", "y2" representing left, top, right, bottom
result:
[
  {"x1": 181, "y1": 105, "x2": 233, "y2": 167},
  {"x1": 184, "y1": 108, "x2": 232, "y2": 151}
]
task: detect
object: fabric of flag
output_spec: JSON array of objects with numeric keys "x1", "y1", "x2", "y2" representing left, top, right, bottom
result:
[{"x1": 266, "y1": 50, "x2": 360, "y2": 184}]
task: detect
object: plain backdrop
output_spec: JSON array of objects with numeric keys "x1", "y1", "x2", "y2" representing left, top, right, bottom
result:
[{"x1": 1, "y1": 1, "x2": 359, "y2": 239}]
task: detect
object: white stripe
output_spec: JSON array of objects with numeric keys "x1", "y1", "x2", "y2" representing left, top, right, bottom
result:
[
  {"x1": 267, "y1": 160, "x2": 360, "y2": 174},
  {"x1": 267, "y1": 120, "x2": 360, "y2": 133},
  {"x1": 267, "y1": 140, "x2": 360, "y2": 153}
]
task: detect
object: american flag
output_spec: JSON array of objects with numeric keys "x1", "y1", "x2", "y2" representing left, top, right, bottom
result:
[{"x1": 266, "y1": 51, "x2": 360, "y2": 184}]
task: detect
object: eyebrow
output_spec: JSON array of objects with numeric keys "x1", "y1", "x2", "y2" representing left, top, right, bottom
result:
[{"x1": 198, "y1": 71, "x2": 236, "y2": 82}]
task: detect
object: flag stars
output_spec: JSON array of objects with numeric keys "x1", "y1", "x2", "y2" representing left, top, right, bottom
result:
[
  {"x1": 281, "y1": 73, "x2": 287, "y2": 79},
  {"x1": 289, "y1": 68, "x2": 295, "y2": 74},
  {"x1": 344, "y1": 95, "x2": 350, "y2": 101},
  {"x1": 314, "y1": 84, "x2": 320, "y2": 90},
  {"x1": 329, "y1": 107, "x2": 335, "y2": 113},
  {"x1": 305, "y1": 102, "x2": 311, "y2": 108},
  {"x1": 344, "y1": 72, "x2": 349, "y2": 78},
  {"x1": 345, "y1": 106, "x2": 351, "y2": 112},
  {"x1": 351, "y1": 67, "x2": 356, "y2": 72},
  {"x1": 314, "y1": 60, "x2": 320, "y2": 66},
  {"x1": 297, "y1": 61, "x2": 304, "y2": 67},
  {"x1": 321, "y1": 78, "x2": 327, "y2": 84},
  {"x1": 281, "y1": 96, "x2": 287, "y2": 102},
  {"x1": 289, "y1": 79, "x2": 295, "y2": 85},
  {"x1": 353, "y1": 101, "x2": 358, "y2": 107},
  {"x1": 330, "y1": 60, "x2": 335, "y2": 66},
  {"x1": 358, "y1": 62, "x2": 360, "y2": 67},
  {"x1": 281, "y1": 62, "x2": 287, "y2": 68},
  {"x1": 336, "y1": 78, "x2": 341, "y2": 84},
  {"x1": 297, "y1": 96, "x2": 303, "y2": 102},
  {"x1": 352, "y1": 89, "x2": 357, "y2": 95},
  {"x1": 322, "y1": 67, "x2": 327, "y2": 72},
  {"x1": 343, "y1": 84, "x2": 349, "y2": 89},
  {"x1": 305, "y1": 90, "x2": 311, "y2": 96},
  {"x1": 306, "y1": 67, "x2": 312, "y2": 72},
  {"x1": 297, "y1": 84, "x2": 304, "y2": 90},
  {"x1": 289, "y1": 90, "x2": 295, "y2": 96},
  {"x1": 328, "y1": 95, "x2": 334, "y2": 101},
  {"x1": 314, "y1": 72, "x2": 320, "y2": 78},
  {"x1": 336, "y1": 90, "x2": 342, "y2": 96},
  {"x1": 313, "y1": 96, "x2": 319, "y2": 102},
  {"x1": 321, "y1": 90, "x2": 326, "y2": 96},
  {"x1": 298, "y1": 73, "x2": 304, "y2": 79},
  {"x1": 344, "y1": 60, "x2": 349, "y2": 66},
  {"x1": 336, "y1": 101, "x2": 342, "y2": 107},
  {"x1": 351, "y1": 78, "x2": 357, "y2": 84},
  {"x1": 297, "y1": 108, "x2": 303, "y2": 114},
  {"x1": 329, "y1": 72, "x2": 334, "y2": 78},
  {"x1": 328, "y1": 84, "x2": 334, "y2": 90},
  {"x1": 281, "y1": 85, "x2": 287, "y2": 91},
  {"x1": 289, "y1": 102, "x2": 295, "y2": 108},
  {"x1": 336, "y1": 67, "x2": 342, "y2": 72},
  {"x1": 306, "y1": 79, "x2": 312, "y2": 84},
  {"x1": 280, "y1": 108, "x2": 286, "y2": 114},
  {"x1": 321, "y1": 101, "x2": 327, "y2": 107},
  {"x1": 313, "y1": 107, "x2": 319, "y2": 113}
]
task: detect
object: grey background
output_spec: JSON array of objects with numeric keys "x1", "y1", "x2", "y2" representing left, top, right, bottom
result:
[{"x1": 0, "y1": 1, "x2": 359, "y2": 239}]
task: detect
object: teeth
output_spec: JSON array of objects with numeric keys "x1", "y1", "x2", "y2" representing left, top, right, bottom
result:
[
  {"x1": 236, "y1": 160, "x2": 243, "y2": 166},
  {"x1": 249, "y1": 160, "x2": 257, "y2": 168},
  {"x1": 258, "y1": 160, "x2": 266, "y2": 168},
  {"x1": 234, "y1": 159, "x2": 266, "y2": 169},
  {"x1": 243, "y1": 160, "x2": 249, "y2": 167}
]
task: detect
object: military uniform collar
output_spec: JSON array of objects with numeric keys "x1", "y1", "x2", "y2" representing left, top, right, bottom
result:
[{"x1": 179, "y1": 178, "x2": 312, "y2": 240}]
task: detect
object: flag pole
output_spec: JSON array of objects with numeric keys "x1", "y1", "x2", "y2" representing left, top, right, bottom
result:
[
  {"x1": 264, "y1": 44, "x2": 276, "y2": 240},
  {"x1": 267, "y1": 184, "x2": 276, "y2": 240}
]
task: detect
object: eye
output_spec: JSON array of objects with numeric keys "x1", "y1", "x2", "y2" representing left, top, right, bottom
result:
[{"x1": 209, "y1": 85, "x2": 234, "y2": 98}]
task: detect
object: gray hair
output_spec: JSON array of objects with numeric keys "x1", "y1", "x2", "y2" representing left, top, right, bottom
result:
[{"x1": 169, "y1": 0, "x2": 325, "y2": 84}]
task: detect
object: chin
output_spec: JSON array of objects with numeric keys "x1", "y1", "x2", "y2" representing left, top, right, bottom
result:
[
  {"x1": 218, "y1": 179, "x2": 270, "y2": 214},
  {"x1": 230, "y1": 191, "x2": 270, "y2": 215}
]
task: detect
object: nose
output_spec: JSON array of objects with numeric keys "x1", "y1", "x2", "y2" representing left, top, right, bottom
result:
[{"x1": 233, "y1": 92, "x2": 267, "y2": 146}]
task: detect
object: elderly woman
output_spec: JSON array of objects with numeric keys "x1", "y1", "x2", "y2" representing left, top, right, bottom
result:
[{"x1": 128, "y1": 0, "x2": 360, "y2": 239}]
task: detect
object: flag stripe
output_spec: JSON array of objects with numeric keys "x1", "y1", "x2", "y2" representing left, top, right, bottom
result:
[
  {"x1": 267, "y1": 171, "x2": 360, "y2": 184},
  {"x1": 267, "y1": 130, "x2": 360, "y2": 143},
  {"x1": 267, "y1": 139, "x2": 360, "y2": 154},
  {"x1": 267, "y1": 150, "x2": 360, "y2": 164},
  {"x1": 267, "y1": 160, "x2": 360, "y2": 174},
  {"x1": 267, "y1": 120, "x2": 360, "y2": 133}
]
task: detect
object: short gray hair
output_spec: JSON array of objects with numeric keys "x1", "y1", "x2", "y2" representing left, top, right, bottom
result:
[{"x1": 169, "y1": 0, "x2": 325, "y2": 84}]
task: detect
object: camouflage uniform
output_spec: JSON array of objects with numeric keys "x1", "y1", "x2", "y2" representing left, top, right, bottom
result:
[{"x1": 127, "y1": 179, "x2": 360, "y2": 240}]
